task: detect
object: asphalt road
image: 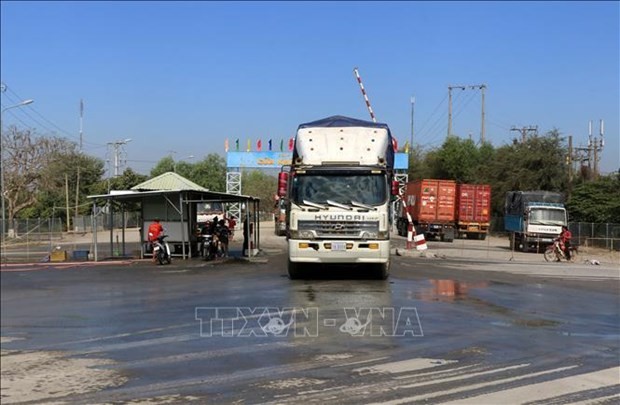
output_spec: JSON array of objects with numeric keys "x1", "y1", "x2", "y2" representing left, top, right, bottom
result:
[{"x1": 1, "y1": 232, "x2": 619, "y2": 404}]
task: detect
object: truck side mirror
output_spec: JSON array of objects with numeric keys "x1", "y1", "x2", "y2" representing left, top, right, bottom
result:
[
  {"x1": 391, "y1": 180, "x2": 400, "y2": 196},
  {"x1": 278, "y1": 172, "x2": 289, "y2": 197}
]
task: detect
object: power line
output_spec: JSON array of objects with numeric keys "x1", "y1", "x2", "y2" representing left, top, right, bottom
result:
[{"x1": 1, "y1": 83, "x2": 107, "y2": 150}]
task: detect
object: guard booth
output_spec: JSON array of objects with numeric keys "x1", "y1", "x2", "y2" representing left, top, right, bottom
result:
[{"x1": 87, "y1": 172, "x2": 260, "y2": 261}]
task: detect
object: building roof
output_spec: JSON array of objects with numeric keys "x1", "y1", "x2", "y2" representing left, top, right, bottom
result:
[
  {"x1": 88, "y1": 171, "x2": 259, "y2": 203},
  {"x1": 131, "y1": 171, "x2": 208, "y2": 192}
]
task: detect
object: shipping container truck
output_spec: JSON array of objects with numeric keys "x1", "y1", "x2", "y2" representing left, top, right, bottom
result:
[
  {"x1": 277, "y1": 115, "x2": 399, "y2": 280},
  {"x1": 455, "y1": 183, "x2": 491, "y2": 240},
  {"x1": 504, "y1": 191, "x2": 567, "y2": 252},
  {"x1": 396, "y1": 179, "x2": 457, "y2": 242}
]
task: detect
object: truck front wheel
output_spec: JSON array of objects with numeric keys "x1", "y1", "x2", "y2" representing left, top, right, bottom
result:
[
  {"x1": 376, "y1": 262, "x2": 390, "y2": 280},
  {"x1": 288, "y1": 260, "x2": 303, "y2": 280}
]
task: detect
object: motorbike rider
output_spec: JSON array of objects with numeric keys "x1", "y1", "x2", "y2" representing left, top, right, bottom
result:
[
  {"x1": 559, "y1": 225, "x2": 572, "y2": 260},
  {"x1": 216, "y1": 219, "x2": 230, "y2": 257},
  {"x1": 148, "y1": 218, "x2": 164, "y2": 263},
  {"x1": 210, "y1": 216, "x2": 219, "y2": 235}
]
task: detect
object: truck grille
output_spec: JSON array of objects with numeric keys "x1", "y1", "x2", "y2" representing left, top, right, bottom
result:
[{"x1": 298, "y1": 220, "x2": 379, "y2": 238}]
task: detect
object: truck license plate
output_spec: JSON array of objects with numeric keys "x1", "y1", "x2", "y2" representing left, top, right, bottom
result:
[{"x1": 331, "y1": 242, "x2": 346, "y2": 251}]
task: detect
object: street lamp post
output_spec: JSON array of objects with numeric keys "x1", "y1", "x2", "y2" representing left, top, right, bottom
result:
[
  {"x1": 1, "y1": 99, "x2": 34, "y2": 238},
  {"x1": 173, "y1": 154, "x2": 194, "y2": 173}
]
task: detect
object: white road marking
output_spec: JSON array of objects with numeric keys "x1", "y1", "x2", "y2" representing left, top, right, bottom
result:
[
  {"x1": 366, "y1": 364, "x2": 577, "y2": 405},
  {"x1": 442, "y1": 366, "x2": 620, "y2": 404},
  {"x1": 353, "y1": 358, "x2": 458, "y2": 375},
  {"x1": 331, "y1": 356, "x2": 390, "y2": 368}
]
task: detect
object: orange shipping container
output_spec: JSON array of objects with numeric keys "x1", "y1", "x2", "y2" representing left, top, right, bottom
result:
[
  {"x1": 404, "y1": 179, "x2": 457, "y2": 223},
  {"x1": 456, "y1": 184, "x2": 491, "y2": 223}
]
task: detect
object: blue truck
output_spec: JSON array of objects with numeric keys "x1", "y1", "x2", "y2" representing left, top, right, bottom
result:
[{"x1": 504, "y1": 191, "x2": 567, "y2": 252}]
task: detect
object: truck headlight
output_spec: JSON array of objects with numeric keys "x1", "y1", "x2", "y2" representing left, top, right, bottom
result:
[
  {"x1": 289, "y1": 229, "x2": 315, "y2": 239},
  {"x1": 361, "y1": 231, "x2": 389, "y2": 240},
  {"x1": 360, "y1": 231, "x2": 378, "y2": 240}
]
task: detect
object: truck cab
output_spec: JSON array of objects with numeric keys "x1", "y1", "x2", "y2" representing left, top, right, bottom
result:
[
  {"x1": 505, "y1": 191, "x2": 567, "y2": 252},
  {"x1": 281, "y1": 115, "x2": 398, "y2": 280}
]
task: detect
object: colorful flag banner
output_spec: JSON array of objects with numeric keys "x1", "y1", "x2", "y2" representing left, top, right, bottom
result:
[
  {"x1": 392, "y1": 138, "x2": 398, "y2": 152},
  {"x1": 257, "y1": 139, "x2": 262, "y2": 151},
  {"x1": 235, "y1": 139, "x2": 239, "y2": 151},
  {"x1": 225, "y1": 138, "x2": 229, "y2": 152},
  {"x1": 280, "y1": 139, "x2": 284, "y2": 151},
  {"x1": 404, "y1": 141, "x2": 409, "y2": 153},
  {"x1": 247, "y1": 139, "x2": 251, "y2": 152},
  {"x1": 288, "y1": 138, "x2": 294, "y2": 151},
  {"x1": 268, "y1": 139, "x2": 272, "y2": 151}
]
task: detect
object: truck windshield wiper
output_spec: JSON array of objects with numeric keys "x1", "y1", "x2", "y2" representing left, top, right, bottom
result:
[
  {"x1": 326, "y1": 200, "x2": 353, "y2": 210},
  {"x1": 302, "y1": 199, "x2": 327, "y2": 210},
  {"x1": 351, "y1": 200, "x2": 376, "y2": 211}
]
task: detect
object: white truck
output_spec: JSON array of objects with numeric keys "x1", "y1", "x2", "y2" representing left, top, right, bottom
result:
[{"x1": 277, "y1": 115, "x2": 398, "y2": 279}]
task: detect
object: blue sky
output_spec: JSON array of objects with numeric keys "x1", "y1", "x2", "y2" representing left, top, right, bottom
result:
[{"x1": 2, "y1": 1, "x2": 619, "y2": 175}]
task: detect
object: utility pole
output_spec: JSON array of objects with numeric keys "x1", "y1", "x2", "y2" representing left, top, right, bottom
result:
[
  {"x1": 65, "y1": 174, "x2": 70, "y2": 232},
  {"x1": 448, "y1": 84, "x2": 485, "y2": 141},
  {"x1": 593, "y1": 119, "x2": 605, "y2": 179},
  {"x1": 567, "y1": 135, "x2": 573, "y2": 199},
  {"x1": 569, "y1": 120, "x2": 605, "y2": 181},
  {"x1": 410, "y1": 96, "x2": 415, "y2": 152},
  {"x1": 447, "y1": 85, "x2": 466, "y2": 137},
  {"x1": 470, "y1": 84, "x2": 487, "y2": 143},
  {"x1": 75, "y1": 99, "x2": 84, "y2": 230},
  {"x1": 107, "y1": 138, "x2": 132, "y2": 177},
  {"x1": 79, "y1": 99, "x2": 84, "y2": 151},
  {"x1": 1, "y1": 85, "x2": 34, "y2": 238},
  {"x1": 510, "y1": 125, "x2": 538, "y2": 143}
]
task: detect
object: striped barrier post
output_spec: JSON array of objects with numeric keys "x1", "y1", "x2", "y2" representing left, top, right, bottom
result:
[
  {"x1": 414, "y1": 233, "x2": 428, "y2": 250},
  {"x1": 406, "y1": 212, "x2": 414, "y2": 250}
]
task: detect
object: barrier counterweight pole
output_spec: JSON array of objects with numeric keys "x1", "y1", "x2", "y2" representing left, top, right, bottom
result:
[{"x1": 353, "y1": 67, "x2": 377, "y2": 123}]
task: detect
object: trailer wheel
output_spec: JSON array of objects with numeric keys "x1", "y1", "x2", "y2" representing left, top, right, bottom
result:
[{"x1": 478, "y1": 233, "x2": 487, "y2": 241}]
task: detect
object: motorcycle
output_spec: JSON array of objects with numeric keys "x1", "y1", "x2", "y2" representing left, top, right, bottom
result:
[
  {"x1": 153, "y1": 235, "x2": 172, "y2": 265},
  {"x1": 544, "y1": 238, "x2": 577, "y2": 262},
  {"x1": 200, "y1": 233, "x2": 216, "y2": 261}
]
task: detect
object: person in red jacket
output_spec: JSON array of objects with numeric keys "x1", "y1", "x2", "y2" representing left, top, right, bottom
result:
[
  {"x1": 559, "y1": 225, "x2": 572, "y2": 260},
  {"x1": 148, "y1": 218, "x2": 164, "y2": 263}
]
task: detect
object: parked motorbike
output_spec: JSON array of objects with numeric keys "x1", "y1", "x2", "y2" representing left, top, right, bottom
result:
[
  {"x1": 153, "y1": 235, "x2": 172, "y2": 265},
  {"x1": 544, "y1": 238, "x2": 577, "y2": 262},
  {"x1": 200, "y1": 233, "x2": 216, "y2": 261}
]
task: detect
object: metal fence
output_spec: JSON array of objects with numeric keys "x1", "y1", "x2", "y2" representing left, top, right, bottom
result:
[
  {"x1": 489, "y1": 217, "x2": 619, "y2": 251},
  {"x1": 0, "y1": 213, "x2": 142, "y2": 263},
  {"x1": 1, "y1": 215, "x2": 619, "y2": 264}
]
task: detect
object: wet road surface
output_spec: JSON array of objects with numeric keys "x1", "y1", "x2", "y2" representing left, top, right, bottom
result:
[{"x1": 1, "y1": 247, "x2": 619, "y2": 404}]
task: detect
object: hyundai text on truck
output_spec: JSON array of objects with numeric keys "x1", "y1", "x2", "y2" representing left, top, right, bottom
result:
[
  {"x1": 504, "y1": 191, "x2": 568, "y2": 252},
  {"x1": 277, "y1": 115, "x2": 399, "y2": 280},
  {"x1": 396, "y1": 179, "x2": 457, "y2": 242},
  {"x1": 455, "y1": 183, "x2": 491, "y2": 240}
]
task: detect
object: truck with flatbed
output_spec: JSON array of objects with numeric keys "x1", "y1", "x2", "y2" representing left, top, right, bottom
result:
[{"x1": 504, "y1": 190, "x2": 567, "y2": 252}]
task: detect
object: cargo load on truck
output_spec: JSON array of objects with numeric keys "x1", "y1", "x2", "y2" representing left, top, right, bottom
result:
[
  {"x1": 456, "y1": 183, "x2": 491, "y2": 240},
  {"x1": 397, "y1": 179, "x2": 457, "y2": 242},
  {"x1": 504, "y1": 190, "x2": 567, "y2": 252},
  {"x1": 279, "y1": 115, "x2": 399, "y2": 280}
]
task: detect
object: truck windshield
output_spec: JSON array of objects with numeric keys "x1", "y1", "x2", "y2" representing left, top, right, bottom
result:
[
  {"x1": 291, "y1": 173, "x2": 387, "y2": 206},
  {"x1": 529, "y1": 208, "x2": 566, "y2": 225}
]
